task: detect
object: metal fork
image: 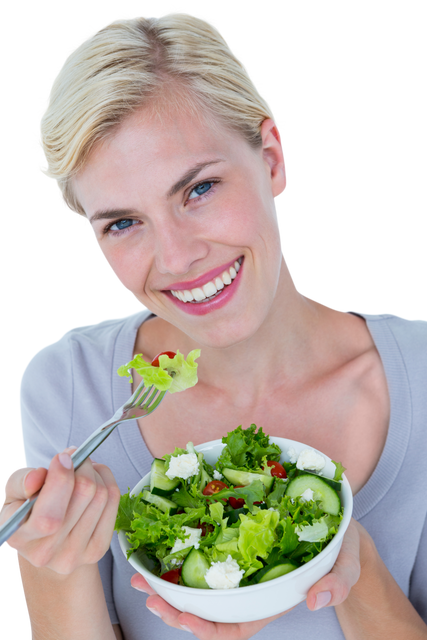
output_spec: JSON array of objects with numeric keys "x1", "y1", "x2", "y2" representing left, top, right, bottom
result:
[{"x1": 0, "y1": 381, "x2": 166, "y2": 547}]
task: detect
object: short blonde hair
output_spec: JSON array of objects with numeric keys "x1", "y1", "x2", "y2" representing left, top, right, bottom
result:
[{"x1": 41, "y1": 14, "x2": 274, "y2": 214}]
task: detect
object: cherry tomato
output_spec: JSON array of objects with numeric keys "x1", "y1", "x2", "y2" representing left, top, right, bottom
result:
[
  {"x1": 160, "y1": 568, "x2": 181, "y2": 584},
  {"x1": 264, "y1": 460, "x2": 287, "y2": 478},
  {"x1": 151, "y1": 351, "x2": 177, "y2": 367},
  {"x1": 228, "y1": 485, "x2": 245, "y2": 509},
  {"x1": 202, "y1": 480, "x2": 228, "y2": 496}
]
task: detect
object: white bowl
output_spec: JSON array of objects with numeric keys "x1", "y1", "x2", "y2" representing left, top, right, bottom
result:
[{"x1": 118, "y1": 437, "x2": 353, "y2": 623}]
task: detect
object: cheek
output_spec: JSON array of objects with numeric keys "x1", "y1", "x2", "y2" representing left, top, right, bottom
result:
[{"x1": 100, "y1": 241, "x2": 151, "y2": 293}]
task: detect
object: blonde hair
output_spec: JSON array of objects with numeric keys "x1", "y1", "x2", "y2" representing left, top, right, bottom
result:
[{"x1": 41, "y1": 14, "x2": 274, "y2": 214}]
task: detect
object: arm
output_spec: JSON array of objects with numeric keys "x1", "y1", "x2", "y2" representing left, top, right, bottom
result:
[
  {"x1": 19, "y1": 559, "x2": 118, "y2": 640},
  {"x1": 113, "y1": 625, "x2": 124, "y2": 639},
  {"x1": 335, "y1": 521, "x2": 427, "y2": 640}
]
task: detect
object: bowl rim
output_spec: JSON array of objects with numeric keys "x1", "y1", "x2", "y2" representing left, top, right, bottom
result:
[{"x1": 118, "y1": 436, "x2": 353, "y2": 595}]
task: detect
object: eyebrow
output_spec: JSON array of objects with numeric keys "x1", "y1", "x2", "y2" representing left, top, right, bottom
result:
[{"x1": 89, "y1": 159, "x2": 224, "y2": 224}]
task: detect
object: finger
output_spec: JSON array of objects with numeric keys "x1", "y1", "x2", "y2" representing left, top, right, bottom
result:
[
  {"x1": 4, "y1": 467, "x2": 46, "y2": 505},
  {"x1": 55, "y1": 457, "x2": 100, "y2": 538},
  {"x1": 306, "y1": 519, "x2": 361, "y2": 611},
  {"x1": 63, "y1": 464, "x2": 120, "y2": 566},
  {"x1": 23, "y1": 468, "x2": 48, "y2": 499},
  {"x1": 131, "y1": 573, "x2": 158, "y2": 596},
  {"x1": 8, "y1": 452, "x2": 75, "y2": 546}
]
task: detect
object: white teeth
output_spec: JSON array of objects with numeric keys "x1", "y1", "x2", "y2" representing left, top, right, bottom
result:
[
  {"x1": 170, "y1": 258, "x2": 243, "y2": 302},
  {"x1": 222, "y1": 270, "x2": 232, "y2": 285},
  {"x1": 214, "y1": 277, "x2": 224, "y2": 290},
  {"x1": 192, "y1": 288, "x2": 206, "y2": 301},
  {"x1": 203, "y1": 281, "x2": 217, "y2": 297}
]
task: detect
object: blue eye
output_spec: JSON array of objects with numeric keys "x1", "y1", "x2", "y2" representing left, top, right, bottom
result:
[
  {"x1": 110, "y1": 219, "x2": 136, "y2": 231},
  {"x1": 104, "y1": 218, "x2": 138, "y2": 236},
  {"x1": 188, "y1": 181, "x2": 214, "y2": 200}
]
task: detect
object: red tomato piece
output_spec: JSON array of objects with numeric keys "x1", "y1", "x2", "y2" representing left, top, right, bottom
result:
[
  {"x1": 228, "y1": 484, "x2": 263, "y2": 506},
  {"x1": 196, "y1": 522, "x2": 215, "y2": 536},
  {"x1": 228, "y1": 485, "x2": 245, "y2": 509},
  {"x1": 160, "y1": 568, "x2": 181, "y2": 584},
  {"x1": 202, "y1": 480, "x2": 228, "y2": 496},
  {"x1": 264, "y1": 460, "x2": 287, "y2": 478},
  {"x1": 151, "y1": 351, "x2": 177, "y2": 367}
]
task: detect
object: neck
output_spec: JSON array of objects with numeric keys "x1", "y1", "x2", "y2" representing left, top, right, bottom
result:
[{"x1": 136, "y1": 258, "x2": 368, "y2": 408}]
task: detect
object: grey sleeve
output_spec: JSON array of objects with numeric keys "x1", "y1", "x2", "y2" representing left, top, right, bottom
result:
[
  {"x1": 21, "y1": 339, "x2": 74, "y2": 467},
  {"x1": 20, "y1": 337, "x2": 119, "y2": 626},
  {"x1": 409, "y1": 513, "x2": 427, "y2": 624}
]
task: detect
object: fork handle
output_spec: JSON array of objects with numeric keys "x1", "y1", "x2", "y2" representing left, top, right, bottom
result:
[{"x1": 0, "y1": 420, "x2": 121, "y2": 547}]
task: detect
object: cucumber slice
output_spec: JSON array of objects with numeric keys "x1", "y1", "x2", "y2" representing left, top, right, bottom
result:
[
  {"x1": 141, "y1": 490, "x2": 177, "y2": 515},
  {"x1": 222, "y1": 468, "x2": 274, "y2": 491},
  {"x1": 285, "y1": 474, "x2": 341, "y2": 516},
  {"x1": 302, "y1": 470, "x2": 342, "y2": 492},
  {"x1": 254, "y1": 561, "x2": 298, "y2": 583},
  {"x1": 150, "y1": 459, "x2": 180, "y2": 496},
  {"x1": 181, "y1": 548, "x2": 211, "y2": 589}
]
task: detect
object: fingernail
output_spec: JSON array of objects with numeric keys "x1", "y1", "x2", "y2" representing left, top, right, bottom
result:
[
  {"x1": 314, "y1": 591, "x2": 332, "y2": 610},
  {"x1": 179, "y1": 625, "x2": 193, "y2": 634},
  {"x1": 59, "y1": 453, "x2": 72, "y2": 469},
  {"x1": 147, "y1": 607, "x2": 162, "y2": 618},
  {"x1": 23, "y1": 470, "x2": 33, "y2": 494}
]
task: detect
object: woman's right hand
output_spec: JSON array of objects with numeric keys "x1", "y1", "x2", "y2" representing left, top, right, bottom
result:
[{"x1": 0, "y1": 447, "x2": 121, "y2": 574}]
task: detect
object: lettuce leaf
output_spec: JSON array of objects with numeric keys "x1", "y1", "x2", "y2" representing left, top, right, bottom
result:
[
  {"x1": 295, "y1": 519, "x2": 329, "y2": 542},
  {"x1": 115, "y1": 490, "x2": 145, "y2": 532},
  {"x1": 332, "y1": 460, "x2": 346, "y2": 482},
  {"x1": 238, "y1": 509, "x2": 279, "y2": 563},
  {"x1": 120, "y1": 501, "x2": 205, "y2": 559},
  {"x1": 276, "y1": 516, "x2": 300, "y2": 555},
  {"x1": 216, "y1": 424, "x2": 282, "y2": 472},
  {"x1": 203, "y1": 480, "x2": 266, "y2": 511},
  {"x1": 117, "y1": 349, "x2": 200, "y2": 394}
]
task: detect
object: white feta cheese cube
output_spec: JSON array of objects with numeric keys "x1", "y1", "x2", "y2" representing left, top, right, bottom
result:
[
  {"x1": 213, "y1": 470, "x2": 223, "y2": 481},
  {"x1": 166, "y1": 453, "x2": 199, "y2": 480},
  {"x1": 171, "y1": 526, "x2": 202, "y2": 554},
  {"x1": 204, "y1": 555, "x2": 244, "y2": 589},
  {"x1": 287, "y1": 447, "x2": 298, "y2": 463},
  {"x1": 296, "y1": 449, "x2": 326, "y2": 472},
  {"x1": 300, "y1": 488, "x2": 315, "y2": 502}
]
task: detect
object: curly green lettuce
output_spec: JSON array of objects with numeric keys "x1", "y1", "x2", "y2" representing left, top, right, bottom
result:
[{"x1": 117, "y1": 349, "x2": 200, "y2": 394}]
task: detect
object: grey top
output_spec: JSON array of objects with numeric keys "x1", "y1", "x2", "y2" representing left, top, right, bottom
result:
[{"x1": 21, "y1": 311, "x2": 427, "y2": 639}]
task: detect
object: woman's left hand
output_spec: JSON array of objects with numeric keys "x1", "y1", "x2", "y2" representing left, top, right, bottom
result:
[{"x1": 130, "y1": 518, "x2": 361, "y2": 639}]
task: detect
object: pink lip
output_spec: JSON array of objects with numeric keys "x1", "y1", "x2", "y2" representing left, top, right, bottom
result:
[
  {"x1": 165, "y1": 256, "x2": 243, "y2": 291},
  {"x1": 166, "y1": 258, "x2": 243, "y2": 316}
]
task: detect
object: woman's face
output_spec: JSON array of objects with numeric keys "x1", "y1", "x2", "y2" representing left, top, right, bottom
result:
[{"x1": 73, "y1": 105, "x2": 286, "y2": 348}]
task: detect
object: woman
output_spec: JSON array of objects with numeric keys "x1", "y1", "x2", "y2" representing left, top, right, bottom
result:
[{"x1": 1, "y1": 13, "x2": 427, "y2": 640}]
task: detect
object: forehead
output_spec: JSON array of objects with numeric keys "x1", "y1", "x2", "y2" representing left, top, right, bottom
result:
[{"x1": 73, "y1": 105, "x2": 252, "y2": 216}]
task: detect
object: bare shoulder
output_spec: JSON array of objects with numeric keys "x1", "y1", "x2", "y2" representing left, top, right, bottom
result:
[{"x1": 113, "y1": 624, "x2": 124, "y2": 639}]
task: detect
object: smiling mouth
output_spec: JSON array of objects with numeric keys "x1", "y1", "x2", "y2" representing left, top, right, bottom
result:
[{"x1": 169, "y1": 257, "x2": 243, "y2": 304}]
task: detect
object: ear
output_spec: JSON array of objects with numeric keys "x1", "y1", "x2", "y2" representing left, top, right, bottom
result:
[{"x1": 260, "y1": 119, "x2": 286, "y2": 197}]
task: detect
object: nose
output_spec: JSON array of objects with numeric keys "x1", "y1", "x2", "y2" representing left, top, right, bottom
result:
[{"x1": 154, "y1": 217, "x2": 209, "y2": 276}]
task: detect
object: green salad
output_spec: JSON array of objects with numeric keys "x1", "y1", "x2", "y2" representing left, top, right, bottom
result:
[{"x1": 116, "y1": 425, "x2": 345, "y2": 589}]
